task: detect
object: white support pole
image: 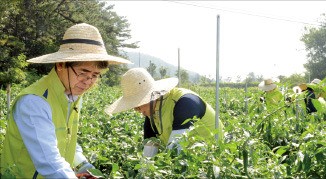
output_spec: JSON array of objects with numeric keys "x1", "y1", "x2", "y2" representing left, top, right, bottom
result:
[{"x1": 215, "y1": 15, "x2": 220, "y2": 140}]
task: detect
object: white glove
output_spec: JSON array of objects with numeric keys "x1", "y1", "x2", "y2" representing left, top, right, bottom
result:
[
  {"x1": 76, "y1": 161, "x2": 95, "y2": 174},
  {"x1": 143, "y1": 144, "x2": 158, "y2": 157}
]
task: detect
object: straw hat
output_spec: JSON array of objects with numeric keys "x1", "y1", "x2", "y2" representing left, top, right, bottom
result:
[
  {"x1": 27, "y1": 23, "x2": 131, "y2": 64},
  {"x1": 105, "y1": 68, "x2": 179, "y2": 114},
  {"x1": 258, "y1": 78, "x2": 277, "y2": 91}
]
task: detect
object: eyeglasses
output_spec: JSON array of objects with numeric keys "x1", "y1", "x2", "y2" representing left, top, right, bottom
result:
[{"x1": 70, "y1": 66, "x2": 101, "y2": 83}]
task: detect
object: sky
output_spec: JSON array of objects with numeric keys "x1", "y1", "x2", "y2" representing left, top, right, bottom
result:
[{"x1": 106, "y1": 1, "x2": 326, "y2": 81}]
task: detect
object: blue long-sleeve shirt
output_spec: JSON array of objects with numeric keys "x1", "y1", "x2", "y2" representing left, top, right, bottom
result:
[{"x1": 14, "y1": 94, "x2": 85, "y2": 178}]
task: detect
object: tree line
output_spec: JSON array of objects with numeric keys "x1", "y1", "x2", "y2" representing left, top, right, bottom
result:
[{"x1": 0, "y1": 0, "x2": 137, "y2": 90}]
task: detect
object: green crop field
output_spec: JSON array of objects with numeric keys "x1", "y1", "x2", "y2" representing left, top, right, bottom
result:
[{"x1": 1, "y1": 82, "x2": 325, "y2": 178}]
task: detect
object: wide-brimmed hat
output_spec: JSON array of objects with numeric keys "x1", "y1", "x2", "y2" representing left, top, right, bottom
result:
[
  {"x1": 27, "y1": 23, "x2": 131, "y2": 64},
  {"x1": 258, "y1": 78, "x2": 278, "y2": 91},
  {"x1": 293, "y1": 83, "x2": 308, "y2": 94},
  {"x1": 105, "y1": 68, "x2": 179, "y2": 114},
  {"x1": 310, "y1": 78, "x2": 321, "y2": 84}
]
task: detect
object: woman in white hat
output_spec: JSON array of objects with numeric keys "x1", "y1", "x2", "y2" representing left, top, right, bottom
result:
[
  {"x1": 258, "y1": 78, "x2": 284, "y2": 110},
  {"x1": 105, "y1": 68, "x2": 224, "y2": 157},
  {"x1": 1, "y1": 23, "x2": 130, "y2": 178}
]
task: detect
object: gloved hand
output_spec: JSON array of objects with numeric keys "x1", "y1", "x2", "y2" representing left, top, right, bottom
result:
[
  {"x1": 143, "y1": 144, "x2": 158, "y2": 157},
  {"x1": 76, "y1": 161, "x2": 95, "y2": 174}
]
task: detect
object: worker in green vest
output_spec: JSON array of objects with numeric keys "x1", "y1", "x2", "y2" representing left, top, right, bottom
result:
[
  {"x1": 105, "y1": 68, "x2": 224, "y2": 157},
  {"x1": 0, "y1": 23, "x2": 130, "y2": 178},
  {"x1": 309, "y1": 78, "x2": 326, "y2": 113},
  {"x1": 293, "y1": 82, "x2": 320, "y2": 115}
]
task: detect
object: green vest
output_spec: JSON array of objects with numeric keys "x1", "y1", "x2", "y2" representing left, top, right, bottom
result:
[
  {"x1": 1, "y1": 68, "x2": 81, "y2": 178},
  {"x1": 151, "y1": 88, "x2": 224, "y2": 145}
]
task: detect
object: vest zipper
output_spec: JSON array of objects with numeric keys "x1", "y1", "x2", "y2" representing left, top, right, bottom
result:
[
  {"x1": 32, "y1": 170, "x2": 38, "y2": 179},
  {"x1": 67, "y1": 102, "x2": 71, "y2": 134}
]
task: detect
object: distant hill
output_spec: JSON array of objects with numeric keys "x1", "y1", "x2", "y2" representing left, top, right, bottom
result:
[{"x1": 120, "y1": 51, "x2": 201, "y2": 83}]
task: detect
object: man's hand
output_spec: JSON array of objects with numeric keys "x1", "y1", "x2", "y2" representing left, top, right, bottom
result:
[
  {"x1": 75, "y1": 161, "x2": 97, "y2": 179},
  {"x1": 76, "y1": 162, "x2": 95, "y2": 174}
]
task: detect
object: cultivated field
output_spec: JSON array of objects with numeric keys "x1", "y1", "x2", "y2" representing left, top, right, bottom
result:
[{"x1": 1, "y1": 82, "x2": 325, "y2": 178}]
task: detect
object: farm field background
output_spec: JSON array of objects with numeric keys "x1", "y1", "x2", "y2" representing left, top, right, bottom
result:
[{"x1": 0, "y1": 81, "x2": 325, "y2": 178}]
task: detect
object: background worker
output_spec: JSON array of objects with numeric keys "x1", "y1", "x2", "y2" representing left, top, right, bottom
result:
[
  {"x1": 293, "y1": 82, "x2": 319, "y2": 114},
  {"x1": 258, "y1": 78, "x2": 284, "y2": 110}
]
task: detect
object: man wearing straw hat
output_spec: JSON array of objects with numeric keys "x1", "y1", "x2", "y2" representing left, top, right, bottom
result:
[
  {"x1": 1, "y1": 23, "x2": 130, "y2": 178},
  {"x1": 105, "y1": 68, "x2": 224, "y2": 157}
]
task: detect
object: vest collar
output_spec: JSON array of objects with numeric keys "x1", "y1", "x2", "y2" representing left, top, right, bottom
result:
[{"x1": 49, "y1": 67, "x2": 79, "y2": 102}]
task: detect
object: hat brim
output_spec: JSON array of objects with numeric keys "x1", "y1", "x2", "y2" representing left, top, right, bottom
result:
[
  {"x1": 105, "y1": 77, "x2": 179, "y2": 114},
  {"x1": 293, "y1": 86, "x2": 302, "y2": 94},
  {"x1": 258, "y1": 81, "x2": 277, "y2": 91},
  {"x1": 27, "y1": 51, "x2": 132, "y2": 65}
]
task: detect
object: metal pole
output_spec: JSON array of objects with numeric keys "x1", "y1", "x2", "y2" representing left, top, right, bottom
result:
[
  {"x1": 138, "y1": 52, "x2": 141, "y2": 67},
  {"x1": 215, "y1": 15, "x2": 220, "y2": 140},
  {"x1": 6, "y1": 84, "x2": 11, "y2": 120},
  {"x1": 178, "y1": 48, "x2": 181, "y2": 87},
  {"x1": 245, "y1": 81, "x2": 248, "y2": 114}
]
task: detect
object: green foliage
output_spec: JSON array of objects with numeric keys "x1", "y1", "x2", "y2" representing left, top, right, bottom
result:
[
  {"x1": 1, "y1": 79, "x2": 325, "y2": 178},
  {"x1": 22, "y1": 68, "x2": 42, "y2": 87},
  {"x1": 70, "y1": 84, "x2": 326, "y2": 178},
  {"x1": 101, "y1": 65, "x2": 128, "y2": 87},
  {"x1": 159, "y1": 66, "x2": 168, "y2": 79},
  {"x1": 0, "y1": 0, "x2": 136, "y2": 80},
  {"x1": 176, "y1": 69, "x2": 190, "y2": 85},
  {"x1": 280, "y1": 73, "x2": 306, "y2": 87},
  {"x1": 147, "y1": 60, "x2": 157, "y2": 78},
  {"x1": 301, "y1": 15, "x2": 326, "y2": 80},
  {"x1": 0, "y1": 35, "x2": 28, "y2": 87}
]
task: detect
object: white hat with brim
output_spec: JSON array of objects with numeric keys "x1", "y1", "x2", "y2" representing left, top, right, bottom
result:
[
  {"x1": 27, "y1": 23, "x2": 131, "y2": 65},
  {"x1": 258, "y1": 78, "x2": 277, "y2": 91},
  {"x1": 310, "y1": 78, "x2": 321, "y2": 84},
  {"x1": 293, "y1": 83, "x2": 307, "y2": 94},
  {"x1": 292, "y1": 86, "x2": 302, "y2": 94},
  {"x1": 105, "y1": 68, "x2": 179, "y2": 114}
]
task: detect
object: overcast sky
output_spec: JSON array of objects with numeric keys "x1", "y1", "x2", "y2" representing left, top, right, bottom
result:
[{"x1": 106, "y1": 1, "x2": 326, "y2": 81}]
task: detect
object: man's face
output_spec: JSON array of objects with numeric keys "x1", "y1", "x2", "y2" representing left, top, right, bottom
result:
[{"x1": 57, "y1": 62, "x2": 103, "y2": 95}]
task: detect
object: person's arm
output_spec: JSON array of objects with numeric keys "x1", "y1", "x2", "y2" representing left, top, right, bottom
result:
[
  {"x1": 168, "y1": 94, "x2": 206, "y2": 150},
  {"x1": 305, "y1": 90, "x2": 317, "y2": 113},
  {"x1": 74, "y1": 143, "x2": 95, "y2": 174},
  {"x1": 14, "y1": 95, "x2": 77, "y2": 178},
  {"x1": 144, "y1": 116, "x2": 157, "y2": 139},
  {"x1": 143, "y1": 117, "x2": 158, "y2": 157}
]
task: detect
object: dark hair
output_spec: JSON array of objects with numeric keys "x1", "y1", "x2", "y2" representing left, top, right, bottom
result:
[{"x1": 65, "y1": 61, "x2": 109, "y2": 69}]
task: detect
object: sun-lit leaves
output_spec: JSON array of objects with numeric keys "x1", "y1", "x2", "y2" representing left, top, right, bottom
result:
[{"x1": 0, "y1": 83, "x2": 325, "y2": 178}]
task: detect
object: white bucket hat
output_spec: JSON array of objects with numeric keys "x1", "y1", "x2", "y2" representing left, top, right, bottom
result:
[
  {"x1": 293, "y1": 83, "x2": 307, "y2": 94},
  {"x1": 105, "y1": 68, "x2": 179, "y2": 114},
  {"x1": 27, "y1": 23, "x2": 131, "y2": 64},
  {"x1": 310, "y1": 78, "x2": 321, "y2": 84},
  {"x1": 258, "y1": 78, "x2": 278, "y2": 91}
]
